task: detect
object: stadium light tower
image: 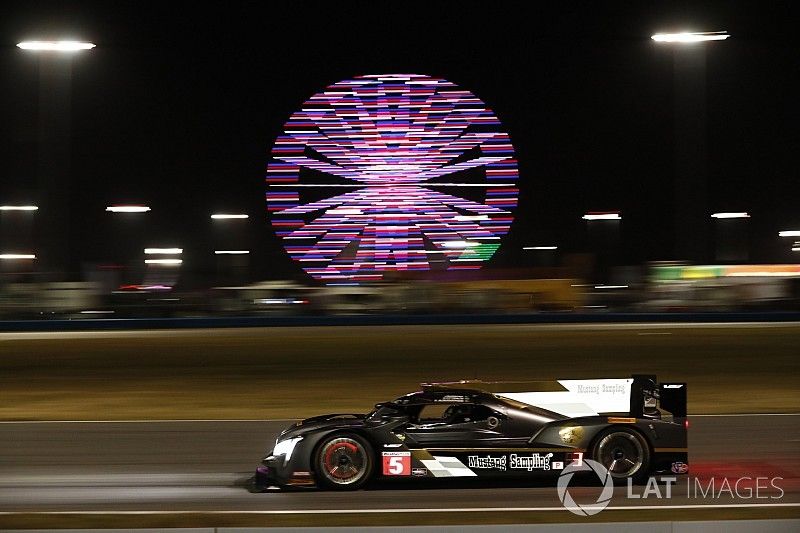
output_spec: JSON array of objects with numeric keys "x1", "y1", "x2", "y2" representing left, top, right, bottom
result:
[
  {"x1": 18, "y1": 38, "x2": 95, "y2": 279},
  {"x1": 211, "y1": 212, "x2": 250, "y2": 284},
  {"x1": 0, "y1": 205, "x2": 38, "y2": 268},
  {"x1": 523, "y1": 246, "x2": 558, "y2": 267},
  {"x1": 653, "y1": 30, "x2": 728, "y2": 263},
  {"x1": 711, "y1": 212, "x2": 750, "y2": 262},
  {"x1": 583, "y1": 212, "x2": 622, "y2": 282}
]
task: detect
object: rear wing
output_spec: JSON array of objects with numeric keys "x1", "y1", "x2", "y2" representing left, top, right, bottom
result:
[
  {"x1": 489, "y1": 375, "x2": 686, "y2": 418},
  {"x1": 631, "y1": 374, "x2": 687, "y2": 418}
]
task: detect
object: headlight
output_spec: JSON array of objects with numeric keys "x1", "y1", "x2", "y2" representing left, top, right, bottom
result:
[{"x1": 272, "y1": 436, "x2": 302, "y2": 463}]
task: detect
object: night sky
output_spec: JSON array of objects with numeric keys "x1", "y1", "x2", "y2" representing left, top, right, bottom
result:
[{"x1": 0, "y1": 1, "x2": 798, "y2": 283}]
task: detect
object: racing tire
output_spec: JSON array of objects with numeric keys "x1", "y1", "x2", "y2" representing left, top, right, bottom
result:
[
  {"x1": 591, "y1": 427, "x2": 650, "y2": 485},
  {"x1": 313, "y1": 432, "x2": 374, "y2": 490}
]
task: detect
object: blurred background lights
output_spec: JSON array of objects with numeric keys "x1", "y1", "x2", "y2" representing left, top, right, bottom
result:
[
  {"x1": 144, "y1": 258, "x2": 182, "y2": 265},
  {"x1": 266, "y1": 74, "x2": 518, "y2": 283},
  {"x1": 17, "y1": 40, "x2": 96, "y2": 51},
  {"x1": 106, "y1": 205, "x2": 150, "y2": 213},
  {"x1": 441, "y1": 241, "x2": 481, "y2": 249},
  {"x1": 583, "y1": 212, "x2": 621, "y2": 220},
  {"x1": 651, "y1": 31, "x2": 729, "y2": 43},
  {"x1": 144, "y1": 248, "x2": 183, "y2": 255},
  {"x1": 711, "y1": 212, "x2": 750, "y2": 219},
  {"x1": 211, "y1": 214, "x2": 248, "y2": 219},
  {"x1": 0, "y1": 205, "x2": 38, "y2": 211}
]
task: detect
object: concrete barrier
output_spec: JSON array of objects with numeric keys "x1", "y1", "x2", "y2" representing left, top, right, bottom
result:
[{"x1": 0, "y1": 311, "x2": 799, "y2": 332}]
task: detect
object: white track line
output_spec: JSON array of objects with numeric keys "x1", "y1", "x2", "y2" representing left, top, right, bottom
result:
[{"x1": 1, "y1": 503, "x2": 799, "y2": 514}]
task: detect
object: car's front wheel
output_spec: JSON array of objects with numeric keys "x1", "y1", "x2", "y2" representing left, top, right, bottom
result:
[
  {"x1": 314, "y1": 433, "x2": 374, "y2": 490},
  {"x1": 591, "y1": 427, "x2": 650, "y2": 484}
]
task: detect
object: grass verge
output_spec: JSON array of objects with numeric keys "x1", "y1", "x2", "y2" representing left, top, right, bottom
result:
[{"x1": 0, "y1": 323, "x2": 798, "y2": 420}]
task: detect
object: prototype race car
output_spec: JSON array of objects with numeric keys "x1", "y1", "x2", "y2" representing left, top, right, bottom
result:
[{"x1": 254, "y1": 374, "x2": 687, "y2": 490}]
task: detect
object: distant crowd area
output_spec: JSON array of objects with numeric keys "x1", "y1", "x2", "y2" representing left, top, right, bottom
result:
[{"x1": 1, "y1": 262, "x2": 799, "y2": 319}]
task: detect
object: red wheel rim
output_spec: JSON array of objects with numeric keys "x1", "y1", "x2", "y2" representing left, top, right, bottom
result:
[{"x1": 319, "y1": 438, "x2": 368, "y2": 485}]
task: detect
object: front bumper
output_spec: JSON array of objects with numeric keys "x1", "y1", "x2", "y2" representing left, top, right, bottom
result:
[{"x1": 254, "y1": 455, "x2": 315, "y2": 490}]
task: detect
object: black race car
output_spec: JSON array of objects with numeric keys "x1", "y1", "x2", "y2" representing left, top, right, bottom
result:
[{"x1": 254, "y1": 374, "x2": 687, "y2": 490}]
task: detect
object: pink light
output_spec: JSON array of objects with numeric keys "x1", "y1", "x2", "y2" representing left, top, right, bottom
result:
[{"x1": 267, "y1": 75, "x2": 518, "y2": 283}]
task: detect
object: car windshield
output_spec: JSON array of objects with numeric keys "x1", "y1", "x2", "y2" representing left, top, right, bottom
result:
[{"x1": 366, "y1": 401, "x2": 407, "y2": 421}]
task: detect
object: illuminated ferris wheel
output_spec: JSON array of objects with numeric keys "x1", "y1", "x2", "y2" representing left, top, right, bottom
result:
[{"x1": 266, "y1": 74, "x2": 519, "y2": 283}]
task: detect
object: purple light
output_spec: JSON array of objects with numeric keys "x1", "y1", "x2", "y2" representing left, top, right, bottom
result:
[{"x1": 266, "y1": 74, "x2": 519, "y2": 282}]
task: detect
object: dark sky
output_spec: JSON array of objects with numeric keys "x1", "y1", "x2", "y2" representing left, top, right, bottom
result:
[{"x1": 0, "y1": 1, "x2": 798, "y2": 282}]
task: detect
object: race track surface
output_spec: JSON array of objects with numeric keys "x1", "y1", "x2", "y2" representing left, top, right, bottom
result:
[{"x1": 1, "y1": 415, "x2": 798, "y2": 512}]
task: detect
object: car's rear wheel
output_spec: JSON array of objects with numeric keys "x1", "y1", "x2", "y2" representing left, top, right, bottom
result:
[
  {"x1": 314, "y1": 433, "x2": 373, "y2": 490},
  {"x1": 591, "y1": 427, "x2": 650, "y2": 484}
]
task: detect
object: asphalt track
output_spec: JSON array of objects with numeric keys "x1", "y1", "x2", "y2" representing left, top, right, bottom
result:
[{"x1": 0, "y1": 415, "x2": 798, "y2": 513}]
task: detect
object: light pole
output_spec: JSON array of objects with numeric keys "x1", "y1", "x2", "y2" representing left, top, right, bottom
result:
[
  {"x1": 652, "y1": 31, "x2": 729, "y2": 264},
  {"x1": 0, "y1": 205, "x2": 38, "y2": 265},
  {"x1": 211, "y1": 213, "x2": 250, "y2": 284},
  {"x1": 522, "y1": 246, "x2": 558, "y2": 267},
  {"x1": 779, "y1": 230, "x2": 800, "y2": 260},
  {"x1": 583, "y1": 212, "x2": 621, "y2": 282},
  {"x1": 18, "y1": 40, "x2": 95, "y2": 280},
  {"x1": 143, "y1": 248, "x2": 183, "y2": 288},
  {"x1": 711, "y1": 212, "x2": 750, "y2": 263},
  {"x1": 0, "y1": 253, "x2": 37, "y2": 282},
  {"x1": 106, "y1": 205, "x2": 150, "y2": 286}
]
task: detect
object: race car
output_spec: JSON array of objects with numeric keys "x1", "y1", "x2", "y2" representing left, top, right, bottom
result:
[{"x1": 254, "y1": 374, "x2": 687, "y2": 490}]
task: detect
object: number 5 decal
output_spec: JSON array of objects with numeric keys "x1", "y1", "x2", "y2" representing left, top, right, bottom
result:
[{"x1": 382, "y1": 451, "x2": 411, "y2": 476}]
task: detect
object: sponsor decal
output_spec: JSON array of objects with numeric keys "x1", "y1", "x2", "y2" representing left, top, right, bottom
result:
[
  {"x1": 383, "y1": 443, "x2": 403, "y2": 448},
  {"x1": 671, "y1": 461, "x2": 689, "y2": 474},
  {"x1": 412, "y1": 467, "x2": 428, "y2": 477},
  {"x1": 510, "y1": 452, "x2": 553, "y2": 471},
  {"x1": 558, "y1": 426, "x2": 584, "y2": 445},
  {"x1": 437, "y1": 394, "x2": 469, "y2": 403},
  {"x1": 467, "y1": 455, "x2": 507, "y2": 470},
  {"x1": 420, "y1": 456, "x2": 477, "y2": 478},
  {"x1": 567, "y1": 452, "x2": 584, "y2": 467},
  {"x1": 663, "y1": 384, "x2": 684, "y2": 389},
  {"x1": 552, "y1": 461, "x2": 564, "y2": 470},
  {"x1": 382, "y1": 451, "x2": 411, "y2": 476},
  {"x1": 500, "y1": 378, "x2": 633, "y2": 418},
  {"x1": 574, "y1": 383, "x2": 627, "y2": 395}
]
